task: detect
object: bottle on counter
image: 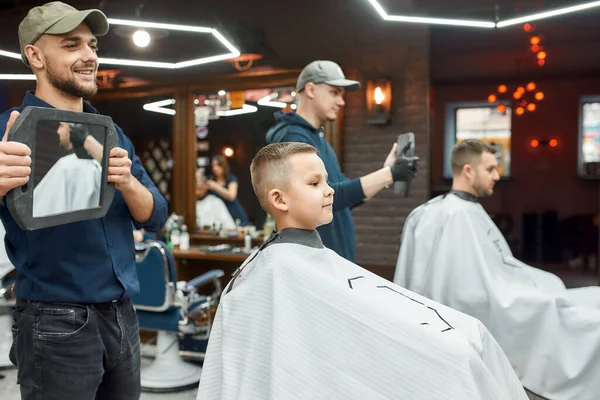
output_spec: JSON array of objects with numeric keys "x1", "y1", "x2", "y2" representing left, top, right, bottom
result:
[
  {"x1": 263, "y1": 215, "x2": 276, "y2": 240},
  {"x1": 165, "y1": 221, "x2": 173, "y2": 250},
  {"x1": 170, "y1": 225, "x2": 181, "y2": 249},
  {"x1": 244, "y1": 231, "x2": 252, "y2": 252},
  {"x1": 179, "y1": 224, "x2": 190, "y2": 251}
]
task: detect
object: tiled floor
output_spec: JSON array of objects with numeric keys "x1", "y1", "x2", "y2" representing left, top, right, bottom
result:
[{"x1": 0, "y1": 365, "x2": 546, "y2": 399}]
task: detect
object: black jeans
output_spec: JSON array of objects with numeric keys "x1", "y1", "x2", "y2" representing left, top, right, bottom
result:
[{"x1": 9, "y1": 298, "x2": 141, "y2": 400}]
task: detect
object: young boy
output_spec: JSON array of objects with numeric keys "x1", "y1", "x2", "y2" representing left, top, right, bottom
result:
[{"x1": 197, "y1": 143, "x2": 527, "y2": 400}]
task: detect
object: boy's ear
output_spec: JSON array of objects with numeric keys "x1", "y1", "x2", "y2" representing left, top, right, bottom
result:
[{"x1": 268, "y1": 188, "x2": 288, "y2": 213}]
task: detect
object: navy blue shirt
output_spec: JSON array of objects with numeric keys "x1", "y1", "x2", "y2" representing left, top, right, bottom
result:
[
  {"x1": 208, "y1": 174, "x2": 249, "y2": 226},
  {"x1": 0, "y1": 92, "x2": 168, "y2": 303},
  {"x1": 266, "y1": 112, "x2": 365, "y2": 262}
]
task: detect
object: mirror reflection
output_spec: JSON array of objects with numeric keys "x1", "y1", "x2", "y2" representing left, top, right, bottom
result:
[
  {"x1": 195, "y1": 156, "x2": 248, "y2": 230},
  {"x1": 33, "y1": 120, "x2": 106, "y2": 218},
  {"x1": 192, "y1": 86, "x2": 297, "y2": 232}
]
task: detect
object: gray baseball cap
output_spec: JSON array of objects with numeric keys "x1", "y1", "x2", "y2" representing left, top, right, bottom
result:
[
  {"x1": 18, "y1": 1, "x2": 109, "y2": 65},
  {"x1": 296, "y1": 60, "x2": 360, "y2": 92}
]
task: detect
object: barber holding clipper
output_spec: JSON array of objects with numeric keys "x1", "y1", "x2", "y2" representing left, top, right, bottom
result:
[
  {"x1": 0, "y1": 2, "x2": 167, "y2": 399},
  {"x1": 266, "y1": 60, "x2": 418, "y2": 262}
]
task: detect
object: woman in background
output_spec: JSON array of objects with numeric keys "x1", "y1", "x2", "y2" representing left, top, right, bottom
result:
[{"x1": 205, "y1": 155, "x2": 249, "y2": 226}]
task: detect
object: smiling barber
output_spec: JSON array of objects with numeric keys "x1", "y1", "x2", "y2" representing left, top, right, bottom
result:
[{"x1": 0, "y1": 2, "x2": 168, "y2": 399}]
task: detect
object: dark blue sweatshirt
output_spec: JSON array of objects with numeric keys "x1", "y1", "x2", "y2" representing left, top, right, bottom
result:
[{"x1": 265, "y1": 112, "x2": 365, "y2": 261}]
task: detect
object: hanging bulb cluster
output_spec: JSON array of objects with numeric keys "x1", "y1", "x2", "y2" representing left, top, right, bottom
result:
[
  {"x1": 524, "y1": 24, "x2": 547, "y2": 66},
  {"x1": 488, "y1": 82, "x2": 544, "y2": 116},
  {"x1": 485, "y1": 23, "x2": 549, "y2": 116}
]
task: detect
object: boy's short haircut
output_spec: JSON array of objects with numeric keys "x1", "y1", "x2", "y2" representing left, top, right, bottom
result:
[
  {"x1": 450, "y1": 139, "x2": 497, "y2": 176},
  {"x1": 250, "y1": 142, "x2": 318, "y2": 212}
]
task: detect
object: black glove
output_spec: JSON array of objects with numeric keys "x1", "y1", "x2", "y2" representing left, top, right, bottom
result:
[
  {"x1": 391, "y1": 155, "x2": 419, "y2": 182},
  {"x1": 69, "y1": 123, "x2": 89, "y2": 149}
]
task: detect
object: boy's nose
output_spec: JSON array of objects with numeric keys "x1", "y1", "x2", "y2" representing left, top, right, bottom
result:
[{"x1": 326, "y1": 185, "x2": 335, "y2": 196}]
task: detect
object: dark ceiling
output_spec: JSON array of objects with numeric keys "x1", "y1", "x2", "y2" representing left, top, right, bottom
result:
[{"x1": 1, "y1": 0, "x2": 599, "y2": 87}]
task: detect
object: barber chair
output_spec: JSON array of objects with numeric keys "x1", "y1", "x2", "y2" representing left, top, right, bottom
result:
[
  {"x1": 0, "y1": 266, "x2": 16, "y2": 369},
  {"x1": 133, "y1": 240, "x2": 224, "y2": 392}
]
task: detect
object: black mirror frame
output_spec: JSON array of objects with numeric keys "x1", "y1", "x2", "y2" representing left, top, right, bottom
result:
[{"x1": 5, "y1": 106, "x2": 118, "y2": 230}]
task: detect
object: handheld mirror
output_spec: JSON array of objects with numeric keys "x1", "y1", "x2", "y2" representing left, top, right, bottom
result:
[{"x1": 6, "y1": 106, "x2": 118, "y2": 230}]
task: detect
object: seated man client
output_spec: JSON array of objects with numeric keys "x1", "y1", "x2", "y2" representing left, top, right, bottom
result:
[{"x1": 395, "y1": 139, "x2": 600, "y2": 400}]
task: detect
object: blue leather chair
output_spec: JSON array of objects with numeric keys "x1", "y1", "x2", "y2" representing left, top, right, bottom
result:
[{"x1": 133, "y1": 240, "x2": 224, "y2": 392}]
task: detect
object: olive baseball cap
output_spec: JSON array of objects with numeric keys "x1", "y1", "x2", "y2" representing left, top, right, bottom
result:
[
  {"x1": 18, "y1": 1, "x2": 109, "y2": 65},
  {"x1": 296, "y1": 60, "x2": 360, "y2": 92}
]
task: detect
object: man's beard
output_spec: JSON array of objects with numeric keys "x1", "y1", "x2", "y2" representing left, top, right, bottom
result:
[
  {"x1": 473, "y1": 178, "x2": 493, "y2": 198},
  {"x1": 46, "y1": 62, "x2": 97, "y2": 98}
]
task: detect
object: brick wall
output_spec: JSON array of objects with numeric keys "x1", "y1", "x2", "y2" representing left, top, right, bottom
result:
[{"x1": 340, "y1": 37, "x2": 431, "y2": 271}]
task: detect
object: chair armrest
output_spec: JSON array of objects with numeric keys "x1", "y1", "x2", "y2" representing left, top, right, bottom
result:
[
  {"x1": 178, "y1": 295, "x2": 213, "y2": 337},
  {"x1": 177, "y1": 270, "x2": 225, "y2": 338},
  {"x1": 188, "y1": 296, "x2": 209, "y2": 312},
  {"x1": 186, "y1": 270, "x2": 225, "y2": 289},
  {"x1": 134, "y1": 242, "x2": 150, "y2": 252}
]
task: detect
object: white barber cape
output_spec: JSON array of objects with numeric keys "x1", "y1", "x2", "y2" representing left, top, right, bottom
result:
[
  {"x1": 195, "y1": 194, "x2": 236, "y2": 230},
  {"x1": 394, "y1": 191, "x2": 600, "y2": 400},
  {"x1": 33, "y1": 154, "x2": 102, "y2": 217},
  {"x1": 197, "y1": 228, "x2": 527, "y2": 400}
]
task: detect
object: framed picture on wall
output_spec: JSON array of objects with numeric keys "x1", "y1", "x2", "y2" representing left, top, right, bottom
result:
[
  {"x1": 578, "y1": 96, "x2": 600, "y2": 178},
  {"x1": 444, "y1": 102, "x2": 512, "y2": 179},
  {"x1": 197, "y1": 141, "x2": 210, "y2": 151}
]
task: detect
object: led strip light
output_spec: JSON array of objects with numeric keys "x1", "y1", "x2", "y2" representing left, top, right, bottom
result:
[
  {"x1": 257, "y1": 94, "x2": 297, "y2": 110},
  {"x1": 365, "y1": 0, "x2": 600, "y2": 28},
  {"x1": 1, "y1": 18, "x2": 240, "y2": 79},
  {"x1": 257, "y1": 91, "x2": 297, "y2": 110},
  {"x1": 143, "y1": 98, "x2": 258, "y2": 117},
  {"x1": 143, "y1": 98, "x2": 176, "y2": 115},
  {"x1": 496, "y1": 1, "x2": 600, "y2": 27},
  {"x1": 257, "y1": 95, "x2": 287, "y2": 108}
]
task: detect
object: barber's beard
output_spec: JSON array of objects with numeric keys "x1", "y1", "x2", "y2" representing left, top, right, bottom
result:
[{"x1": 46, "y1": 61, "x2": 97, "y2": 98}]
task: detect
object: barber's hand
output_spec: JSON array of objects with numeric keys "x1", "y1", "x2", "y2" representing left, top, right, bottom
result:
[
  {"x1": 391, "y1": 154, "x2": 419, "y2": 182},
  {"x1": 0, "y1": 111, "x2": 32, "y2": 196},
  {"x1": 69, "y1": 123, "x2": 89, "y2": 149},
  {"x1": 205, "y1": 180, "x2": 218, "y2": 190},
  {"x1": 383, "y1": 143, "x2": 398, "y2": 169},
  {"x1": 108, "y1": 147, "x2": 133, "y2": 191}
]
